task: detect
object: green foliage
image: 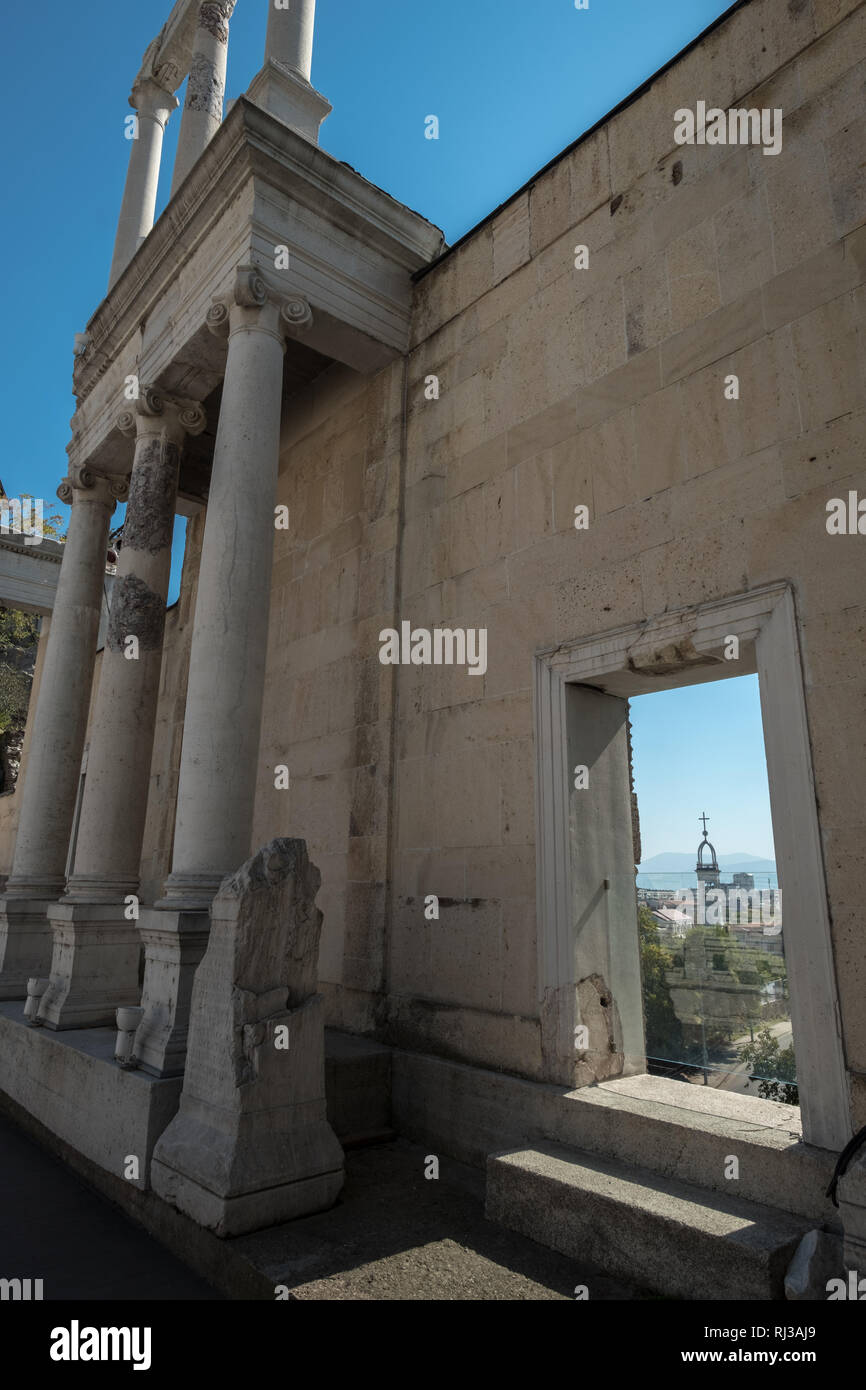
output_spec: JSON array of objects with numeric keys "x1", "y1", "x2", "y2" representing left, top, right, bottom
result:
[
  {"x1": 739, "y1": 1026, "x2": 798, "y2": 1104},
  {"x1": 0, "y1": 608, "x2": 38, "y2": 653},
  {"x1": 0, "y1": 665, "x2": 32, "y2": 734},
  {"x1": 0, "y1": 605, "x2": 38, "y2": 738},
  {"x1": 637, "y1": 905, "x2": 683, "y2": 1061}
]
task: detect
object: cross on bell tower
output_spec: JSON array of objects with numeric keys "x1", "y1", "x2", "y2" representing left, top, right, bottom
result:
[{"x1": 696, "y1": 810, "x2": 719, "y2": 888}]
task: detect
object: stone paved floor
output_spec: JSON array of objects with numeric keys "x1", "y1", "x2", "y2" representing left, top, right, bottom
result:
[
  {"x1": 0, "y1": 1112, "x2": 220, "y2": 1300},
  {"x1": 0, "y1": 1114, "x2": 653, "y2": 1300},
  {"x1": 232, "y1": 1139, "x2": 655, "y2": 1300}
]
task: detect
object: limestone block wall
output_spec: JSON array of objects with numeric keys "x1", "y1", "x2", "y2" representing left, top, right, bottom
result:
[
  {"x1": 253, "y1": 361, "x2": 406, "y2": 1036},
  {"x1": 389, "y1": 0, "x2": 866, "y2": 1091},
  {"x1": 105, "y1": 0, "x2": 863, "y2": 1111},
  {"x1": 138, "y1": 511, "x2": 206, "y2": 906}
]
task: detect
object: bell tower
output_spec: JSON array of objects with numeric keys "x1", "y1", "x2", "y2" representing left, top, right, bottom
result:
[{"x1": 696, "y1": 811, "x2": 720, "y2": 890}]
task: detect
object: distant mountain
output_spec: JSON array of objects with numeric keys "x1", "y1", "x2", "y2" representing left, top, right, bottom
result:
[{"x1": 638, "y1": 851, "x2": 777, "y2": 877}]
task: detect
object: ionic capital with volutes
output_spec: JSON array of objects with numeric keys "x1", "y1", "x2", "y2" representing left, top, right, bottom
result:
[
  {"x1": 116, "y1": 389, "x2": 207, "y2": 447},
  {"x1": 56, "y1": 464, "x2": 128, "y2": 511},
  {"x1": 205, "y1": 264, "x2": 314, "y2": 347}
]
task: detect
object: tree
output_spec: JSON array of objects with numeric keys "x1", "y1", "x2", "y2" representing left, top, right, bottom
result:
[
  {"x1": 637, "y1": 905, "x2": 683, "y2": 1060},
  {"x1": 0, "y1": 491, "x2": 68, "y2": 790},
  {"x1": 0, "y1": 606, "x2": 40, "y2": 791},
  {"x1": 739, "y1": 1026, "x2": 798, "y2": 1104},
  {"x1": 19, "y1": 493, "x2": 66, "y2": 541}
]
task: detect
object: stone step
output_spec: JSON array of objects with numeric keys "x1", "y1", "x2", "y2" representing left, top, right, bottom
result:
[
  {"x1": 553, "y1": 1075, "x2": 834, "y2": 1224},
  {"x1": 486, "y1": 1143, "x2": 813, "y2": 1300},
  {"x1": 324, "y1": 1029, "x2": 394, "y2": 1147}
]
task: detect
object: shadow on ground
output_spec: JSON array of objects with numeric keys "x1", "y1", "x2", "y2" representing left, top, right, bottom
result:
[{"x1": 232, "y1": 1138, "x2": 657, "y2": 1300}]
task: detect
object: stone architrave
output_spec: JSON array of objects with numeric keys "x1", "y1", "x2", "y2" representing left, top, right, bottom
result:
[{"x1": 151, "y1": 839, "x2": 344, "y2": 1236}]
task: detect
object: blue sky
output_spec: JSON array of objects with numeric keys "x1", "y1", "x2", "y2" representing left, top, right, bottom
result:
[
  {"x1": 3, "y1": 0, "x2": 734, "y2": 595},
  {"x1": 630, "y1": 676, "x2": 777, "y2": 863},
  {"x1": 5, "y1": 1, "x2": 768, "y2": 855}
]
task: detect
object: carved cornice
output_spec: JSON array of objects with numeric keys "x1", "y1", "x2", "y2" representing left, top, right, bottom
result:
[{"x1": 72, "y1": 98, "x2": 444, "y2": 407}]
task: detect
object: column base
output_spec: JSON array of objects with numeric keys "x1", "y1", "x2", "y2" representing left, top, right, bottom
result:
[
  {"x1": 0, "y1": 897, "x2": 57, "y2": 1000},
  {"x1": 135, "y1": 908, "x2": 211, "y2": 1077},
  {"x1": 39, "y1": 901, "x2": 141, "y2": 1030},
  {"x1": 245, "y1": 59, "x2": 332, "y2": 143},
  {"x1": 158, "y1": 871, "x2": 223, "y2": 912},
  {"x1": 150, "y1": 1150, "x2": 344, "y2": 1238}
]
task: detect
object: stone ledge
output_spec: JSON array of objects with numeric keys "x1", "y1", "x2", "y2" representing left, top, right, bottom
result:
[
  {"x1": 392, "y1": 1050, "x2": 836, "y2": 1222},
  {"x1": 0, "y1": 1003, "x2": 181, "y2": 1190},
  {"x1": 486, "y1": 1143, "x2": 812, "y2": 1300}
]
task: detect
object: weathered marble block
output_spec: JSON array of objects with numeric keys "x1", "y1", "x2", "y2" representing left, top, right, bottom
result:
[{"x1": 150, "y1": 838, "x2": 344, "y2": 1235}]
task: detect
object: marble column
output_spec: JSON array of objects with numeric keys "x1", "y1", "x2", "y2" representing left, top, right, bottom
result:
[
  {"x1": 0, "y1": 468, "x2": 124, "y2": 999},
  {"x1": 163, "y1": 269, "x2": 311, "y2": 908},
  {"x1": 135, "y1": 270, "x2": 311, "y2": 1076},
  {"x1": 248, "y1": 0, "x2": 330, "y2": 141},
  {"x1": 38, "y1": 393, "x2": 205, "y2": 1030},
  {"x1": 265, "y1": 0, "x2": 316, "y2": 80},
  {"x1": 171, "y1": 1, "x2": 236, "y2": 196},
  {"x1": 109, "y1": 78, "x2": 179, "y2": 290}
]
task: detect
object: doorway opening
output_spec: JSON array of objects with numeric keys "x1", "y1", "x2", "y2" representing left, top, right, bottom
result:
[
  {"x1": 533, "y1": 584, "x2": 849, "y2": 1150},
  {"x1": 629, "y1": 676, "x2": 796, "y2": 1106}
]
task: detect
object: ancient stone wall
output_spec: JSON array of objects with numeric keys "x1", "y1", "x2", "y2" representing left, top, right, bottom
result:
[
  {"x1": 387, "y1": 0, "x2": 866, "y2": 1088},
  {"x1": 142, "y1": 0, "x2": 864, "y2": 1110}
]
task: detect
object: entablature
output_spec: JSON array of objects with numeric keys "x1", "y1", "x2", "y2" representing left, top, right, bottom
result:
[{"x1": 70, "y1": 97, "x2": 444, "y2": 473}]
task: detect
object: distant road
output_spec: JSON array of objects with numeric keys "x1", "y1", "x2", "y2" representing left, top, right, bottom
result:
[{"x1": 709, "y1": 1019, "x2": 793, "y2": 1094}]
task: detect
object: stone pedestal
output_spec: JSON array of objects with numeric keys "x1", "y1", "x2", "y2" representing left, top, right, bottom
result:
[
  {"x1": 151, "y1": 839, "x2": 344, "y2": 1237},
  {"x1": 0, "y1": 900, "x2": 55, "y2": 1001},
  {"x1": 135, "y1": 908, "x2": 210, "y2": 1076},
  {"x1": 38, "y1": 902, "x2": 141, "y2": 1030},
  {"x1": 246, "y1": 60, "x2": 331, "y2": 142}
]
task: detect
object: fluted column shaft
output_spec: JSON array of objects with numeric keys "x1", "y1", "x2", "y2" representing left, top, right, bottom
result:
[
  {"x1": 109, "y1": 79, "x2": 178, "y2": 290},
  {"x1": 171, "y1": 1, "x2": 236, "y2": 195}
]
